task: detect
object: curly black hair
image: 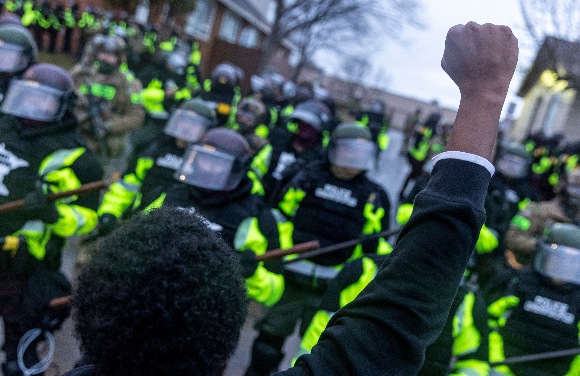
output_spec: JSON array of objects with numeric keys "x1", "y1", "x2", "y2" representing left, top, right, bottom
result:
[{"x1": 73, "y1": 207, "x2": 248, "y2": 376}]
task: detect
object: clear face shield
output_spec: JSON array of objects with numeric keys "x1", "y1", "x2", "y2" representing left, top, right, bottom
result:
[
  {"x1": 164, "y1": 109, "x2": 211, "y2": 143},
  {"x1": 1, "y1": 80, "x2": 65, "y2": 122},
  {"x1": 174, "y1": 144, "x2": 245, "y2": 191},
  {"x1": 0, "y1": 42, "x2": 30, "y2": 73},
  {"x1": 496, "y1": 153, "x2": 530, "y2": 179},
  {"x1": 535, "y1": 241, "x2": 580, "y2": 284},
  {"x1": 328, "y1": 138, "x2": 376, "y2": 170}
]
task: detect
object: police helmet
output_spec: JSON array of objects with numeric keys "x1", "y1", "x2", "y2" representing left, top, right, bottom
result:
[
  {"x1": 282, "y1": 81, "x2": 296, "y2": 100},
  {"x1": 0, "y1": 13, "x2": 23, "y2": 26},
  {"x1": 0, "y1": 24, "x2": 37, "y2": 75},
  {"x1": 166, "y1": 52, "x2": 188, "y2": 75},
  {"x1": 211, "y1": 63, "x2": 239, "y2": 91},
  {"x1": 289, "y1": 100, "x2": 331, "y2": 132},
  {"x1": 535, "y1": 223, "x2": 580, "y2": 284},
  {"x1": 164, "y1": 99, "x2": 217, "y2": 143},
  {"x1": 236, "y1": 97, "x2": 266, "y2": 132},
  {"x1": 369, "y1": 99, "x2": 386, "y2": 114},
  {"x1": 95, "y1": 35, "x2": 127, "y2": 74},
  {"x1": 328, "y1": 122, "x2": 376, "y2": 171},
  {"x1": 175, "y1": 128, "x2": 251, "y2": 191},
  {"x1": 496, "y1": 141, "x2": 532, "y2": 179},
  {"x1": 1, "y1": 63, "x2": 76, "y2": 124}
]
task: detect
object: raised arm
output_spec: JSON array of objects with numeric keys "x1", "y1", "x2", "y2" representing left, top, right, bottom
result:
[{"x1": 281, "y1": 22, "x2": 518, "y2": 376}]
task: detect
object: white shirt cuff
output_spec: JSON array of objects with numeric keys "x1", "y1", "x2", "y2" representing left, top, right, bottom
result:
[{"x1": 431, "y1": 151, "x2": 495, "y2": 176}]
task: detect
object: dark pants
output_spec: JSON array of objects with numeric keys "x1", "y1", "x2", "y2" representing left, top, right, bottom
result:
[{"x1": 246, "y1": 278, "x2": 326, "y2": 375}]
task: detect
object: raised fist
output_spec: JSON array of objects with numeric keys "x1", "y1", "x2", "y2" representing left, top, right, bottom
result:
[{"x1": 441, "y1": 22, "x2": 518, "y2": 100}]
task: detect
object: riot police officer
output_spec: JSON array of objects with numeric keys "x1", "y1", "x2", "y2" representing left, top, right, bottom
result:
[{"x1": 0, "y1": 63, "x2": 103, "y2": 375}]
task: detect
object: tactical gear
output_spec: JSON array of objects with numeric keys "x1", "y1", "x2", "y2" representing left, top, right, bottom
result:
[
  {"x1": 236, "y1": 97, "x2": 266, "y2": 132},
  {"x1": 535, "y1": 223, "x2": 580, "y2": 284},
  {"x1": 0, "y1": 13, "x2": 23, "y2": 26},
  {"x1": 331, "y1": 121, "x2": 372, "y2": 141},
  {"x1": 94, "y1": 35, "x2": 126, "y2": 73},
  {"x1": 166, "y1": 52, "x2": 187, "y2": 75},
  {"x1": 175, "y1": 128, "x2": 251, "y2": 191},
  {"x1": 369, "y1": 99, "x2": 385, "y2": 114},
  {"x1": 288, "y1": 100, "x2": 330, "y2": 132},
  {"x1": 328, "y1": 122, "x2": 375, "y2": 170},
  {"x1": 1, "y1": 63, "x2": 75, "y2": 123},
  {"x1": 0, "y1": 24, "x2": 37, "y2": 74},
  {"x1": 563, "y1": 168, "x2": 580, "y2": 212},
  {"x1": 496, "y1": 141, "x2": 532, "y2": 179},
  {"x1": 163, "y1": 109, "x2": 213, "y2": 143},
  {"x1": 210, "y1": 63, "x2": 240, "y2": 91}
]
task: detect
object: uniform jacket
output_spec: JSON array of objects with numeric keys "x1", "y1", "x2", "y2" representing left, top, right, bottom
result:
[
  {"x1": 71, "y1": 64, "x2": 145, "y2": 158},
  {"x1": 0, "y1": 114, "x2": 103, "y2": 263},
  {"x1": 280, "y1": 158, "x2": 490, "y2": 375}
]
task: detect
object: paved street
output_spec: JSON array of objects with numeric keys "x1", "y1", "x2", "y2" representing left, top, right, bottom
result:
[{"x1": 9, "y1": 129, "x2": 412, "y2": 376}]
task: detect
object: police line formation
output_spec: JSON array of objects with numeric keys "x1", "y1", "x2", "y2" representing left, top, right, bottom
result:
[{"x1": 0, "y1": 5, "x2": 578, "y2": 376}]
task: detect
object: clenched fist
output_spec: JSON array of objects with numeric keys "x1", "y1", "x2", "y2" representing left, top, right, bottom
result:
[{"x1": 442, "y1": 22, "x2": 518, "y2": 102}]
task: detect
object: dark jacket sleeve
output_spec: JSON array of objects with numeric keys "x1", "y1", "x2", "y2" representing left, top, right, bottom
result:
[{"x1": 280, "y1": 158, "x2": 490, "y2": 375}]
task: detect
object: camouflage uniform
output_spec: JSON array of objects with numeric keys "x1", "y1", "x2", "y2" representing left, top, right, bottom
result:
[
  {"x1": 70, "y1": 35, "x2": 145, "y2": 162},
  {"x1": 505, "y1": 198, "x2": 576, "y2": 266}
]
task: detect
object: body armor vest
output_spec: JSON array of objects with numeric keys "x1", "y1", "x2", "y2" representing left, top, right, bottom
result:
[
  {"x1": 500, "y1": 271, "x2": 580, "y2": 375},
  {"x1": 292, "y1": 167, "x2": 377, "y2": 266}
]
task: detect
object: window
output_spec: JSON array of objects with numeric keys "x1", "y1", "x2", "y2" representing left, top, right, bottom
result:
[
  {"x1": 239, "y1": 26, "x2": 260, "y2": 48},
  {"x1": 219, "y1": 10, "x2": 241, "y2": 43},
  {"x1": 184, "y1": 0, "x2": 216, "y2": 41}
]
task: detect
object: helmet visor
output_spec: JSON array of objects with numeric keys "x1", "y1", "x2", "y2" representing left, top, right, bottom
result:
[
  {"x1": 0, "y1": 42, "x2": 29, "y2": 73},
  {"x1": 1, "y1": 80, "x2": 64, "y2": 121},
  {"x1": 535, "y1": 242, "x2": 580, "y2": 284},
  {"x1": 496, "y1": 154, "x2": 530, "y2": 179},
  {"x1": 164, "y1": 109, "x2": 211, "y2": 143},
  {"x1": 175, "y1": 144, "x2": 239, "y2": 191},
  {"x1": 329, "y1": 138, "x2": 376, "y2": 170}
]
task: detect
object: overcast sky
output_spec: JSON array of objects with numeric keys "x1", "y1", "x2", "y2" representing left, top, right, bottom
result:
[{"x1": 318, "y1": 0, "x2": 536, "y2": 116}]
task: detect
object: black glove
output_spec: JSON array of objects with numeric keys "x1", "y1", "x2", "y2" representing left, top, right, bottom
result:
[
  {"x1": 238, "y1": 249, "x2": 259, "y2": 278},
  {"x1": 23, "y1": 183, "x2": 59, "y2": 224},
  {"x1": 98, "y1": 213, "x2": 118, "y2": 236}
]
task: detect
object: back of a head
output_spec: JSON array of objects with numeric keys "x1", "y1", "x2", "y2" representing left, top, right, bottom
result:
[{"x1": 73, "y1": 207, "x2": 247, "y2": 375}]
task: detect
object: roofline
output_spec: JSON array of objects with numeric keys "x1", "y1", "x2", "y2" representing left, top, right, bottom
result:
[{"x1": 218, "y1": 0, "x2": 271, "y2": 34}]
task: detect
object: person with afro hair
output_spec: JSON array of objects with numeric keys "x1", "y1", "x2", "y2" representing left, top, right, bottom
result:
[{"x1": 64, "y1": 206, "x2": 247, "y2": 376}]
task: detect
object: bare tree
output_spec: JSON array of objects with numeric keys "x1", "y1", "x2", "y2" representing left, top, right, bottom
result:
[
  {"x1": 106, "y1": 0, "x2": 196, "y2": 25},
  {"x1": 341, "y1": 56, "x2": 371, "y2": 84},
  {"x1": 262, "y1": 0, "x2": 423, "y2": 74},
  {"x1": 519, "y1": 0, "x2": 580, "y2": 47},
  {"x1": 290, "y1": 17, "x2": 364, "y2": 81}
]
